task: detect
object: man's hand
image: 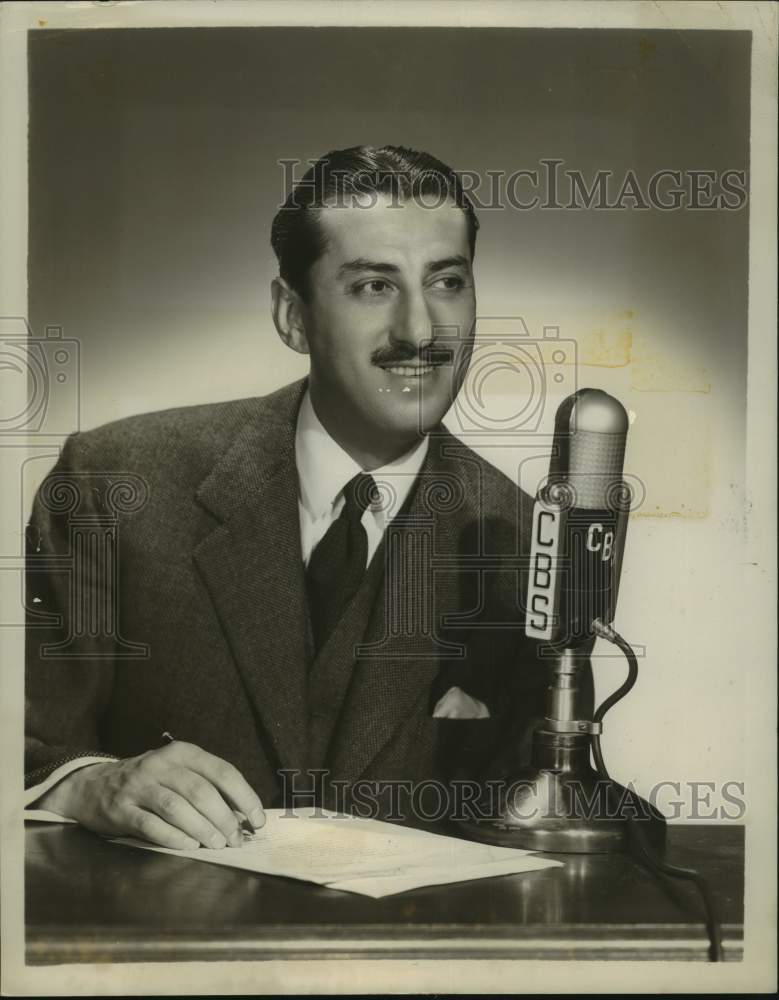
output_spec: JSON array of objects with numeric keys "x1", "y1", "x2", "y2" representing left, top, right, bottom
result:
[
  {"x1": 36, "y1": 742, "x2": 265, "y2": 850},
  {"x1": 432, "y1": 686, "x2": 491, "y2": 719}
]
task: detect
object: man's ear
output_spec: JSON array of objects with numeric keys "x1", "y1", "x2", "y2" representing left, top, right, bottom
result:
[{"x1": 271, "y1": 277, "x2": 310, "y2": 355}]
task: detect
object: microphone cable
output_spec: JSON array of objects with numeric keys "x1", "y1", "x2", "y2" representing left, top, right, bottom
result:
[{"x1": 590, "y1": 618, "x2": 725, "y2": 963}]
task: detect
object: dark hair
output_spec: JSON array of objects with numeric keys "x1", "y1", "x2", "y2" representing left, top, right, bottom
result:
[{"x1": 270, "y1": 144, "x2": 479, "y2": 299}]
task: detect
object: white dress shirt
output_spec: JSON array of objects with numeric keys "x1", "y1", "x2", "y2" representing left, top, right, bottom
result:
[{"x1": 295, "y1": 389, "x2": 429, "y2": 568}]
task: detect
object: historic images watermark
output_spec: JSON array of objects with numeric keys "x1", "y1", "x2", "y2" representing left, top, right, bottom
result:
[
  {"x1": 1, "y1": 315, "x2": 150, "y2": 651},
  {"x1": 278, "y1": 158, "x2": 748, "y2": 212},
  {"x1": 0, "y1": 317, "x2": 80, "y2": 437},
  {"x1": 277, "y1": 769, "x2": 747, "y2": 824},
  {"x1": 26, "y1": 470, "x2": 151, "y2": 660},
  {"x1": 1, "y1": 316, "x2": 83, "y2": 629}
]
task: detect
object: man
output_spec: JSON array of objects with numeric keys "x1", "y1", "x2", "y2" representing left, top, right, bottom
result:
[{"x1": 25, "y1": 145, "x2": 558, "y2": 851}]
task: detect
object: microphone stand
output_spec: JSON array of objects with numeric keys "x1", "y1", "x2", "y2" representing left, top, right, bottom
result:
[{"x1": 462, "y1": 644, "x2": 666, "y2": 854}]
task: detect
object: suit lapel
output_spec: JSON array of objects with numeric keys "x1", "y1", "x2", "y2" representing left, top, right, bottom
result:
[{"x1": 192, "y1": 380, "x2": 311, "y2": 774}]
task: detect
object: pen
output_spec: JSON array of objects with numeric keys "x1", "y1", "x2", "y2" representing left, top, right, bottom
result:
[{"x1": 160, "y1": 730, "x2": 255, "y2": 836}]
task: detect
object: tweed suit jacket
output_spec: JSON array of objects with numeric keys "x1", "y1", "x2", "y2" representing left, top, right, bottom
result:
[{"x1": 25, "y1": 378, "x2": 570, "y2": 809}]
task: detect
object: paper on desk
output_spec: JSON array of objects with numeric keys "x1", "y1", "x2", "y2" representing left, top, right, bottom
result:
[
  {"x1": 110, "y1": 808, "x2": 562, "y2": 897},
  {"x1": 326, "y1": 854, "x2": 559, "y2": 897}
]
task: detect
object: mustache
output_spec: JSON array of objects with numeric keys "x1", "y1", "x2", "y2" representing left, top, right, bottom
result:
[{"x1": 371, "y1": 344, "x2": 455, "y2": 367}]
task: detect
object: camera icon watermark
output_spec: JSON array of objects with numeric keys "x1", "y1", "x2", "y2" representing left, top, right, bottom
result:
[
  {"x1": 429, "y1": 317, "x2": 578, "y2": 439},
  {"x1": 0, "y1": 317, "x2": 80, "y2": 436}
]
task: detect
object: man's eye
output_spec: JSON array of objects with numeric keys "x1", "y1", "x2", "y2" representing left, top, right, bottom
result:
[
  {"x1": 431, "y1": 275, "x2": 465, "y2": 291},
  {"x1": 355, "y1": 279, "x2": 392, "y2": 296}
]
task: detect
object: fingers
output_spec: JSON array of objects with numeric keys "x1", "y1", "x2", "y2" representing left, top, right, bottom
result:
[
  {"x1": 167, "y1": 743, "x2": 265, "y2": 829},
  {"x1": 155, "y1": 771, "x2": 243, "y2": 848},
  {"x1": 124, "y1": 806, "x2": 200, "y2": 851},
  {"x1": 65, "y1": 743, "x2": 265, "y2": 850}
]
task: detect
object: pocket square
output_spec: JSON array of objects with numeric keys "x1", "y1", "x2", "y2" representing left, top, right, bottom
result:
[{"x1": 432, "y1": 685, "x2": 491, "y2": 719}]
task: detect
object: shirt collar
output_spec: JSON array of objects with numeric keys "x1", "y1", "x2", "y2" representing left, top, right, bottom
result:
[{"x1": 295, "y1": 389, "x2": 429, "y2": 520}]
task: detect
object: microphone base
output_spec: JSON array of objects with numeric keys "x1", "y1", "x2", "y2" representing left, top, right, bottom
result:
[{"x1": 456, "y1": 729, "x2": 666, "y2": 855}]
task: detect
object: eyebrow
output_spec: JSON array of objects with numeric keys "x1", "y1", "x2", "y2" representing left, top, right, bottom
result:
[{"x1": 337, "y1": 255, "x2": 470, "y2": 279}]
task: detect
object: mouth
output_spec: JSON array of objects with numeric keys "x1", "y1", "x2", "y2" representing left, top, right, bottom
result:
[{"x1": 379, "y1": 363, "x2": 440, "y2": 378}]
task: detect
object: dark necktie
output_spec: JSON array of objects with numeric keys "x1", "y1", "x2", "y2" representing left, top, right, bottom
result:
[{"x1": 306, "y1": 472, "x2": 378, "y2": 652}]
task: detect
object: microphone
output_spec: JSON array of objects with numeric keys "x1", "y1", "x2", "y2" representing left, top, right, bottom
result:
[
  {"x1": 460, "y1": 388, "x2": 666, "y2": 860},
  {"x1": 525, "y1": 389, "x2": 631, "y2": 646}
]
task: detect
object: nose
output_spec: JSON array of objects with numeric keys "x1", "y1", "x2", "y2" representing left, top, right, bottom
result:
[{"x1": 390, "y1": 286, "x2": 434, "y2": 356}]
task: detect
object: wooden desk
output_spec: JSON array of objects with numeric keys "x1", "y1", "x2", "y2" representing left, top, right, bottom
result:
[{"x1": 26, "y1": 823, "x2": 743, "y2": 964}]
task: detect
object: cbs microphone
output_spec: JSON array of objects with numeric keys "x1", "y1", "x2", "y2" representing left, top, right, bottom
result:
[
  {"x1": 525, "y1": 389, "x2": 631, "y2": 646},
  {"x1": 462, "y1": 388, "x2": 666, "y2": 855}
]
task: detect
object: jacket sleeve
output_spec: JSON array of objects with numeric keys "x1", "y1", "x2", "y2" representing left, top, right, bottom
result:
[{"x1": 25, "y1": 434, "x2": 118, "y2": 789}]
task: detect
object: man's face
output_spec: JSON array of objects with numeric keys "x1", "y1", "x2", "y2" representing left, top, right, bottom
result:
[{"x1": 299, "y1": 193, "x2": 476, "y2": 454}]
